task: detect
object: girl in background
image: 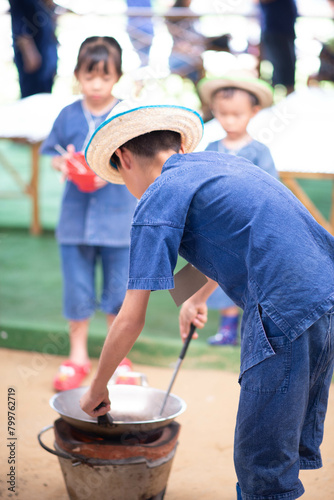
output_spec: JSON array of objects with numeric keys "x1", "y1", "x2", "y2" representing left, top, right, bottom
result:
[{"x1": 41, "y1": 36, "x2": 137, "y2": 391}]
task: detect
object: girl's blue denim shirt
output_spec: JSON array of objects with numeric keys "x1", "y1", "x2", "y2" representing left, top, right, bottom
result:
[
  {"x1": 127, "y1": 151, "x2": 334, "y2": 378},
  {"x1": 41, "y1": 99, "x2": 137, "y2": 247}
]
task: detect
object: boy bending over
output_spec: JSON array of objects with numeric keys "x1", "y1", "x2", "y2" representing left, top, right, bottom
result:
[{"x1": 80, "y1": 101, "x2": 334, "y2": 500}]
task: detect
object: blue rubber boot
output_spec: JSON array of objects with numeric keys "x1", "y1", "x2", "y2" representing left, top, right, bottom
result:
[{"x1": 207, "y1": 315, "x2": 239, "y2": 345}]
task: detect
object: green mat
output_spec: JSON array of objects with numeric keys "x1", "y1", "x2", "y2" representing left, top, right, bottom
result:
[{"x1": 0, "y1": 229, "x2": 241, "y2": 371}]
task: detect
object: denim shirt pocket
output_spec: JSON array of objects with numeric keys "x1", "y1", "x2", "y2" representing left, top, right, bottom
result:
[{"x1": 240, "y1": 305, "x2": 292, "y2": 394}]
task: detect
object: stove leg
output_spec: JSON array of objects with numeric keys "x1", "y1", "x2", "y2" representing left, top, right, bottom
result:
[{"x1": 148, "y1": 487, "x2": 166, "y2": 500}]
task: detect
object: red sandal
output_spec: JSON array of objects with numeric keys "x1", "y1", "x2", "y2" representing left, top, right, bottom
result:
[{"x1": 53, "y1": 360, "x2": 91, "y2": 391}]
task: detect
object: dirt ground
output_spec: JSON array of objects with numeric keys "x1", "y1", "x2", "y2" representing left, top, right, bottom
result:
[{"x1": 0, "y1": 348, "x2": 333, "y2": 500}]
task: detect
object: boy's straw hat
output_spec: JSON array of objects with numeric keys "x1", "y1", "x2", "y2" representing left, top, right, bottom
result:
[
  {"x1": 198, "y1": 70, "x2": 273, "y2": 109},
  {"x1": 85, "y1": 101, "x2": 204, "y2": 184}
]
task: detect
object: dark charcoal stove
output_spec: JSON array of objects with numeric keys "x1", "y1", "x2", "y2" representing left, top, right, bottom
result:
[{"x1": 39, "y1": 418, "x2": 181, "y2": 500}]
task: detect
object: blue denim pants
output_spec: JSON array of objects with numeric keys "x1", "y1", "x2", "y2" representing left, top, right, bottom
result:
[
  {"x1": 235, "y1": 306, "x2": 334, "y2": 500},
  {"x1": 60, "y1": 244, "x2": 130, "y2": 320}
]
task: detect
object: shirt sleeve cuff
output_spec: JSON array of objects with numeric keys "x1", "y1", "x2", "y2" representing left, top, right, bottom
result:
[{"x1": 127, "y1": 277, "x2": 175, "y2": 291}]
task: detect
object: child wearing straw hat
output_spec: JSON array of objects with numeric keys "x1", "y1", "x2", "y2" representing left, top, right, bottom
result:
[
  {"x1": 197, "y1": 71, "x2": 278, "y2": 346},
  {"x1": 80, "y1": 100, "x2": 334, "y2": 500}
]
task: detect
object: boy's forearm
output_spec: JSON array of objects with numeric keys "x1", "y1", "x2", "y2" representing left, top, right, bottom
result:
[
  {"x1": 90, "y1": 321, "x2": 139, "y2": 391},
  {"x1": 191, "y1": 277, "x2": 218, "y2": 302},
  {"x1": 90, "y1": 289, "x2": 150, "y2": 392}
]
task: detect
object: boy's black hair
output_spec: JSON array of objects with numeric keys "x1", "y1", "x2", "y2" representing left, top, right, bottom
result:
[
  {"x1": 75, "y1": 36, "x2": 122, "y2": 77},
  {"x1": 212, "y1": 86, "x2": 260, "y2": 107},
  {"x1": 110, "y1": 130, "x2": 182, "y2": 169}
]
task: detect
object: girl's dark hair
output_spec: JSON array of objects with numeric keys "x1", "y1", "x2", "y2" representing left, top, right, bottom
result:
[
  {"x1": 212, "y1": 86, "x2": 260, "y2": 107},
  {"x1": 111, "y1": 130, "x2": 182, "y2": 169},
  {"x1": 75, "y1": 36, "x2": 122, "y2": 77}
]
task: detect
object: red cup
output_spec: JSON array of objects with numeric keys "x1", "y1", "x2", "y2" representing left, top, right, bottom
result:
[{"x1": 66, "y1": 152, "x2": 98, "y2": 193}]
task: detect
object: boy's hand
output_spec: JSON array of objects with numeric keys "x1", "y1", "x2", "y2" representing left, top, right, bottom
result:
[
  {"x1": 80, "y1": 386, "x2": 110, "y2": 418},
  {"x1": 179, "y1": 278, "x2": 219, "y2": 340},
  {"x1": 179, "y1": 298, "x2": 207, "y2": 341}
]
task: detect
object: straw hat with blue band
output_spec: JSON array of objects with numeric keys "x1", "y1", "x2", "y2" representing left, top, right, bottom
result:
[
  {"x1": 85, "y1": 102, "x2": 204, "y2": 185},
  {"x1": 198, "y1": 70, "x2": 274, "y2": 109}
]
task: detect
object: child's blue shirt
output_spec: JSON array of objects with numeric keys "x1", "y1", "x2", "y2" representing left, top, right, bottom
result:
[
  {"x1": 206, "y1": 138, "x2": 278, "y2": 179},
  {"x1": 41, "y1": 100, "x2": 137, "y2": 246},
  {"x1": 127, "y1": 151, "x2": 334, "y2": 377}
]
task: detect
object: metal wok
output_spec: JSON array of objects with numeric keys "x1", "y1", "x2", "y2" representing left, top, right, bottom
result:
[{"x1": 49, "y1": 384, "x2": 186, "y2": 437}]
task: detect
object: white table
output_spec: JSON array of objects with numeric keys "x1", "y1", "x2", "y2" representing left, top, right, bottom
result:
[{"x1": 0, "y1": 93, "x2": 77, "y2": 234}]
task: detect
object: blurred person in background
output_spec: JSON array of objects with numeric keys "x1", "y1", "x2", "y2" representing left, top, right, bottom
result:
[
  {"x1": 126, "y1": 0, "x2": 154, "y2": 67},
  {"x1": 165, "y1": 0, "x2": 206, "y2": 84},
  {"x1": 307, "y1": 0, "x2": 334, "y2": 85},
  {"x1": 258, "y1": 0, "x2": 298, "y2": 95},
  {"x1": 198, "y1": 71, "x2": 278, "y2": 346},
  {"x1": 8, "y1": 0, "x2": 58, "y2": 98}
]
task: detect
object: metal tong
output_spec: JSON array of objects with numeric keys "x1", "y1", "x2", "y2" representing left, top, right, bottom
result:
[
  {"x1": 159, "y1": 323, "x2": 196, "y2": 416},
  {"x1": 93, "y1": 323, "x2": 196, "y2": 424}
]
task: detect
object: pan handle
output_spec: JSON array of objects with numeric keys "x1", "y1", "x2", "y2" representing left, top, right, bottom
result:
[
  {"x1": 159, "y1": 323, "x2": 196, "y2": 416},
  {"x1": 37, "y1": 425, "x2": 74, "y2": 460},
  {"x1": 94, "y1": 402, "x2": 114, "y2": 427}
]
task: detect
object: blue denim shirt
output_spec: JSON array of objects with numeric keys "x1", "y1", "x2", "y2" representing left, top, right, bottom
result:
[
  {"x1": 206, "y1": 139, "x2": 279, "y2": 179},
  {"x1": 128, "y1": 151, "x2": 334, "y2": 376},
  {"x1": 41, "y1": 99, "x2": 137, "y2": 246}
]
